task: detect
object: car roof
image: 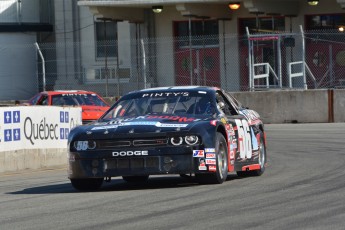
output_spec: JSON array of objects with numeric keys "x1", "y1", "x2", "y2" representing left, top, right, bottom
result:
[
  {"x1": 39, "y1": 90, "x2": 98, "y2": 95},
  {"x1": 137, "y1": 86, "x2": 219, "y2": 93}
]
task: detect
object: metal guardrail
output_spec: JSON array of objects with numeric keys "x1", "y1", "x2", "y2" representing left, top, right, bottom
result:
[{"x1": 288, "y1": 61, "x2": 316, "y2": 88}]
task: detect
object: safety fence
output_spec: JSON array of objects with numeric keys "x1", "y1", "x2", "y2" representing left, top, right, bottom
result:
[{"x1": 2, "y1": 29, "x2": 345, "y2": 99}]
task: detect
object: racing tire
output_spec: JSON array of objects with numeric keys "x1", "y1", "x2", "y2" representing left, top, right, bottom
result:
[
  {"x1": 237, "y1": 133, "x2": 266, "y2": 177},
  {"x1": 196, "y1": 132, "x2": 228, "y2": 184},
  {"x1": 122, "y1": 175, "x2": 149, "y2": 183},
  {"x1": 70, "y1": 178, "x2": 104, "y2": 191}
]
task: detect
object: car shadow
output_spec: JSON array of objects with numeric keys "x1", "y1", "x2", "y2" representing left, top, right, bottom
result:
[{"x1": 7, "y1": 174, "x2": 240, "y2": 195}]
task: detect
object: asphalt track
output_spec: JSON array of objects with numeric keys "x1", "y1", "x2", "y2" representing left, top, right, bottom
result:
[{"x1": 1, "y1": 123, "x2": 345, "y2": 230}]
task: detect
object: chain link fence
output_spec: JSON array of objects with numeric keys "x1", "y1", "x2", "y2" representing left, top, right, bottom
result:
[{"x1": 5, "y1": 29, "x2": 345, "y2": 100}]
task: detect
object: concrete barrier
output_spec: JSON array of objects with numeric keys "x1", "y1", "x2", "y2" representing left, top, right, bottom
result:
[
  {"x1": 0, "y1": 149, "x2": 67, "y2": 173},
  {"x1": 334, "y1": 89, "x2": 345, "y2": 122},
  {"x1": 232, "y1": 89, "x2": 329, "y2": 124},
  {"x1": 0, "y1": 106, "x2": 82, "y2": 173},
  {"x1": 232, "y1": 89, "x2": 345, "y2": 124}
]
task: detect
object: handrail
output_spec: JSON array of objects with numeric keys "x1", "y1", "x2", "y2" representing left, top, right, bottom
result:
[
  {"x1": 289, "y1": 61, "x2": 316, "y2": 88},
  {"x1": 253, "y1": 63, "x2": 278, "y2": 88}
]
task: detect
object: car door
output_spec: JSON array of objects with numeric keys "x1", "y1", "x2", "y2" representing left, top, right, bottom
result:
[{"x1": 215, "y1": 90, "x2": 259, "y2": 164}]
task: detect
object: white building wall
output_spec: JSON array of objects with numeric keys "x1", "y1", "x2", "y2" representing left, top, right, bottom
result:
[{"x1": 0, "y1": 0, "x2": 41, "y2": 23}]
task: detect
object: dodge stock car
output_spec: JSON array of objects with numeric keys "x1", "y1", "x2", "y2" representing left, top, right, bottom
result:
[{"x1": 67, "y1": 86, "x2": 267, "y2": 191}]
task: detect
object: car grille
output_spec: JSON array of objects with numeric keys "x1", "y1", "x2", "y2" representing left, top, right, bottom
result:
[
  {"x1": 105, "y1": 157, "x2": 159, "y2": 170},
  {"x1": 97, "y1": 137, "x2": 168, "y2": 149}
]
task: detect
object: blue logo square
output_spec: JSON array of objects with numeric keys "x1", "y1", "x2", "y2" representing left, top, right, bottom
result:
[
  {"x1": 12, "y1": 111, "x2": 20, "y2": 123},
  {"x1": 65, "y1": 128, "x2": 69, "y2": 139},
  {"x1": 4, "y1": 129, "x2": 12, "y2": 142},
  {"x1": 60, "y1": 111, "x2": 64, "y2": 123},
  {"x1": 64, "y1": 112, "x2": 69, "y2": 123},
  {"x1": 4, "y1": 111, "x2": 12, "y2": 124},
  {"x1": 60, "y1": 128, "x2": 65, "y2": 139},
  {"x1": 13, "y1": 129, "x2": 20, "y2": 141}
]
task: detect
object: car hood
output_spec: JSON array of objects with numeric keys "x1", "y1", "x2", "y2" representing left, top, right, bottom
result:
[
  {"x1": 81, "y1": 105, "x2": 110, "y2": 120},
  {"x1": 72, "y1": 115, "x2": 212, "y2": 139}
]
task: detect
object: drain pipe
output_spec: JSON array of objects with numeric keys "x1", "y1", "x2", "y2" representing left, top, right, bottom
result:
[{"x1": 35, "y1": 42, "x2": 46, "y2": 91}]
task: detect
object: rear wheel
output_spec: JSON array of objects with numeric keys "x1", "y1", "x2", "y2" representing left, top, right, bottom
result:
[
  {"x1": 122, "y1": 175, "x2": 149, "y2": 183},
  {"x1": 70, "y1": 178, "x2": 103, "y2": 191},
  {"x1": 237, "y1": 133, "x2": 266, "y2": 177},
  {"x1": 196, "y1": 132, "x2": 228, "y2": 184}
]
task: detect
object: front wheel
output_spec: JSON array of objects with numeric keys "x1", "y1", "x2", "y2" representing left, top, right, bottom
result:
[
  {"x1": 196, "y1": 132, "x2": 228, "y2": 184},
  {"x1": 70, "y1": 178, "x2": 104, "y2": 191}
]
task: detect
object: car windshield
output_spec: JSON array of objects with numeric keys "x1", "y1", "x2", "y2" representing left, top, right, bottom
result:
[
  {"x1": 102, "y1": 91, "x2": 215, "y2": 119},
  {"x1": 52, "y1": 93, "x2": 108, "y2": 106}
]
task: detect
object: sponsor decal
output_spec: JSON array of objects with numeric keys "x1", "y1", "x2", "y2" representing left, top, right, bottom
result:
[
  {"x1": 210, "y1": 120, "x2": 217, "y2": 126},
  {"x1": 91, "y1": 125, "x2": 119, "y2": 130},
  {"x1": 230, "y1": 150, "x2": 235, "y2": 158},
  {"x1": 206, "y1": 153, "x2": 216, "y2": 158},
  {"x1": 193, "y1": 150, "x2": 204, "y2": 157},
  {"x1": 231, "y1": 139, "x2": 237, "y2": 149},
  {"x1": 147, "y1": 115, "x2": 199, "y2": 123},
  {"x1": 199, "y1": 166, "x2": 207, "y2": 170},
  {"x1": 221, "y1": 117, "x2": 227, "y2": 124},
  {"x1": 225, "y1": 124, "x2": 231, "y2": 130},
  {"x1": 198, "y1": 158, "x2": 207, "y2": 170},
  {"x1": 156, "y1": 122, "x2": 188, "y2": 128},
  {"x1": 205, "y1": 148, "x2": 215, "y2": 153},
  {"x1": 142, "y1": 92, "x2": 189, "y2": 98},
  {"x1": 206, "y1": 159, "x2": 216, "y2": 165},
  {"x1": 120, "y1": 121, "x2": 157, "y2": 126},
  {"x1": 112, "y1": 150, "x2": 148, "y2": 157},
  {"x1": 229, "y1": 124, "x2": 235, "y2": 136},
  {"x1": 208, "y1": 165, "x2": 217, "y2": 172}
]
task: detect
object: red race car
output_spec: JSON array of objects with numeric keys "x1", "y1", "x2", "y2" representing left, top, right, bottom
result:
[{"x1": 27, "y1": 90, "x2": 110, "y2": 124}]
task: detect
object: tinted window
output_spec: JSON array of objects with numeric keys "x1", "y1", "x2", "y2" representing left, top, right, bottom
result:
[
  {"x1": 51, "y1": 94, "x2": 108, "y2": 106},
  {"x1": 102, "y1": 91, "x2": 215, "y2": 119}
]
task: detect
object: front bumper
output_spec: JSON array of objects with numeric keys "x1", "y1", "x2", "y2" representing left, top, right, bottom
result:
[{"x1": 68, "y1": 146, "x2": 201, "y2": 178}]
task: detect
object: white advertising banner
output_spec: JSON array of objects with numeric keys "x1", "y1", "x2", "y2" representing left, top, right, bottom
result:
[{"x1": 0, "y1": 106, "x2": 82, "y2": 151}]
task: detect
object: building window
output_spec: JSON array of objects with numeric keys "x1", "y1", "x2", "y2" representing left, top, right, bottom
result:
[
  {"x1": 238, "y1": 17, "x2": 285, "y2": 35},
  {"x1": 174, "y1": 20, "x2": 219, "y2": 48},
  {"x1": 95, "y1": 21, "x2": 118, "y2": 58},
  {"x1": 306, "y1": 14, "x2": 345, "y2": 30}
]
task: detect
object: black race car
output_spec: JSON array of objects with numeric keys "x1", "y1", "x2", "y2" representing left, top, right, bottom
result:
[{"x1": 67, "y1": 86, "x2": 267, "y2": 191}]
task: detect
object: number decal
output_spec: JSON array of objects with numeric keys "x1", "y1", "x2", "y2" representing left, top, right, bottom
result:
[
  {"x1": 235, "y1": 119, "x2": 252, "y2": 159},
  {"x1": 76, "y1": 141, "x2": 88, "y2": 151}
]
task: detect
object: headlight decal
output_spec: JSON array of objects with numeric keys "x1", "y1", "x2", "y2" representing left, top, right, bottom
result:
[
  {"x1": 170, "y1": 135, "x2": 201, "y2": 146},
  {"x1": 185, "y1": 135, "x2": 199, "y2": 145},
  {"x1": 170, "y1": 137, "x2": 183, "y2": 146}
]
